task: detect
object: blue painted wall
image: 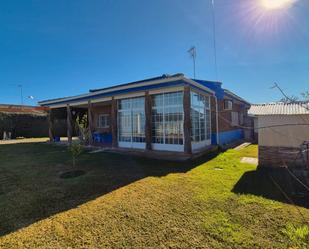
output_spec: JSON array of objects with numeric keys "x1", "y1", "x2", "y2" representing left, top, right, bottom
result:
[{"x1": 212, "y1": 129, "x2": 244, "y2": 146}]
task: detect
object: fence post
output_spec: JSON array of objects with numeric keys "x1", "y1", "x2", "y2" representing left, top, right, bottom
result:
[
  {"x1": 48, "y1": 109, "x2": 54, "y2": 142},
  {"x1": 67, "y1": 104, "x2": 73, "y2": 144},
  {"x1": 88, "y1": 100, "x2": 94, "y2": 145}
]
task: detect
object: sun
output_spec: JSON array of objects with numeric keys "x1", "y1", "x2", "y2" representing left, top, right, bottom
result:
[{"x1": 260, "y1": 0, "x2": 296, "y2": 10}]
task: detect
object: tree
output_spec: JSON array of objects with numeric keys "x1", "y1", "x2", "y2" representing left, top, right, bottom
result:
[
  {"x1": 279, "y1": 95, "x2": 299, "y2": 103},
  {"x1": 301, "y1": 91, "x2": 309, "y2": 100},
  {"x1": 76, "y1": 114, "x2": 90, "y2": 145},
  {"x1": 68, "y1": 142, "x2": 84, "y2": 167}
]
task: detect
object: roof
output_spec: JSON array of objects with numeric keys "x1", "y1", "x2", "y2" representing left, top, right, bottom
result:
[
  {"x1": 193, "y1": 79, "x2": 224, "y2": 99},
  {"x1": 38, "y1": 73, "x2": 250, "y2": 108},
  {"x1": 0, "y1": 104, "x2": 48, "y2": 116},
  {"x1": 89, "y1": 74, "x2": 182, "y2": 93},
  {"x1": 223, "y1": 89, "x2": 251, "y2": 105},
  {"x1": 248, "y1": 101, "x2": 309, "y2": 116},
  {"x1": 39, "y1": 74, "x2": 216, "y2": 107}
]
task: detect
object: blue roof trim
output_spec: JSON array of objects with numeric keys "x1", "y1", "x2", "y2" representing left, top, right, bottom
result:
[
  {"x1": 193, "y1": 79, "x2": 225, "y2": 99},
  {"x1": 41, "y1": 79, "x2": 213, "y2": 106}
]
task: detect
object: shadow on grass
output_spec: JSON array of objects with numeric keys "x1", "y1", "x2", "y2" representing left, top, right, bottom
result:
[
  {"x1": 0, "y1": 142, "x2": 219, "y2": 237},
  {"x1": 232, "y1": 167, "x2": 309, "y2": 209}
]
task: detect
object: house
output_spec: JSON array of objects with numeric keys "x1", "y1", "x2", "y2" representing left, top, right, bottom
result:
[
  {"x1": 249, "y1": 102, "x2": 309, "y2": 168},
  {"x1": 39, "y1": 73, "x2": 250, "y2": 155}
]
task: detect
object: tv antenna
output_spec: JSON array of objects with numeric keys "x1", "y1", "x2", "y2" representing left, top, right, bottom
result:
[{"x1": 187, "y1": 46, "x2": 197, "y2": 78}]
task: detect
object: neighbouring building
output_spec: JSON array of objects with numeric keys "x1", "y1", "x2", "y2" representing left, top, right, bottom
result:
[
  {"x1": 249, "y1": 101, "x2": 309, "y2": 168},
  {"x1": 39, "y1": 74, "x2": 250, "y2": 155},
  {"x1": 0, "y1": 104, "x2": 66, "y2": 139}
]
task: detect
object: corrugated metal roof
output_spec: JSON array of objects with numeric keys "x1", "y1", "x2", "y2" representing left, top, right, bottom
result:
[
  {"x1": 248, "y1": 101, "x2": 309, "y2": 115},
  {"x1": 0, "y1": 104, "x2": 48, "y2": 116}
]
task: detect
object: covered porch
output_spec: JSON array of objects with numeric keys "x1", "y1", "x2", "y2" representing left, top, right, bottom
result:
[
  {"x1": 40, "y1": 74, "x2": 218, "y2": 155},
  {"x1": 48, "y1": 100, "x2": 114, "y2": 148},
  {"x1": 46, "y1": 85, "x2": 214, "y2": 155}
]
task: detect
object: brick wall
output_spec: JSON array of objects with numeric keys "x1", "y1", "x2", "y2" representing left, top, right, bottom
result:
[
  {"x1": 259, "y1": 146, "x2": 309, "y2": 169},
  {"x1": 210, "y1": 96, "x2": 249, "y2": 133}
]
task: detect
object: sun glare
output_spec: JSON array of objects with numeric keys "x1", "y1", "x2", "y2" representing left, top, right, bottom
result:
[{"x1": 260, "y1": 0, "x2": 296, "y2": 10}]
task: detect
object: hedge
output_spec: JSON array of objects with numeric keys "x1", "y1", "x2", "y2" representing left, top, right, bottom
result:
[{"x1": 0, "y1": 113, "x2": 67, "y2": 139}]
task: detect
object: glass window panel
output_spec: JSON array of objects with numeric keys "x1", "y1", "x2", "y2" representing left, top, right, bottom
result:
[
  {"x1": 151, "y1": 92, "x2": 184, "y2": 145},
  {"x1": 190, "y1": 91, "x2": 211, "y2": 142},
  {"x1": 118, "y1": 97, "x2": 145, "y2": 143},
  {"x1": 98, "y1": 114, "x2": 110, "y2": 128}
]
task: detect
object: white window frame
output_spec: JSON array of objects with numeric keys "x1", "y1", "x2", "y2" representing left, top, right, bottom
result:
[
  {"x1": 231, "y1": 111, "x2": 239, "y2": 126},
  {"x1": 118, "y1": 97, "x2": 146, "y2": 149},
  {"x1": 97, "y1": 114, "x2": 110, "y2": 128},
  {"x1": 190, "y1": 91, "x2": 212, "y2": 152},
  {"x1": 151, "y1": 91, "x2": 184, "y2": 152},
  {"x1": 224, "y1": 99, "x2": 233, "y2": 110}
]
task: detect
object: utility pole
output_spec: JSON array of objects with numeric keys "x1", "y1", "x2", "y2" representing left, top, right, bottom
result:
[
  {"x1": 211, "y1": 0, "x2": 218, "y2": 80},
  {"x1": 188, "y1": 46, "x2": 197, "y2": 79}
]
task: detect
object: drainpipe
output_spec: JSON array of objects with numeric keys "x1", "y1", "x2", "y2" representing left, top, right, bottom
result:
[{"x1": 215, "y1": 96, "x2": 220, "y2": 146}]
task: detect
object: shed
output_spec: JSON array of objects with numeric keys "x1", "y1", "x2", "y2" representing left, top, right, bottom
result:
[{"x1": 248, "y1": 102, "x2": 309, "y2": 168}]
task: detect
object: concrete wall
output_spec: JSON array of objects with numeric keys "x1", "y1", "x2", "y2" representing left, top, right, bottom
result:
[
  {"x1": 258, "y1": 114, "x2": 309, "y2": 148},
  {"x1": 259, "y1": 146, "x2": 308, "y2": 168}
]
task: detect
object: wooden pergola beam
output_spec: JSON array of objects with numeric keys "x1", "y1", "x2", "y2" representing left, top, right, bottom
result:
[
  {"x1": 88, "y1": 100, "x2": 94, "y2": 145},
  {"x1": 66, "y1": 104, "x2": 73, "y2": 144},
  {"x1": 111, "y1": 97, "x2": 118, "y2": 148}
]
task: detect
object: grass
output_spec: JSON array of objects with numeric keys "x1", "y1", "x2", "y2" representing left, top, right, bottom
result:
[{"x1": 0, "y1": 142, "x2": 308, "y2": 248}]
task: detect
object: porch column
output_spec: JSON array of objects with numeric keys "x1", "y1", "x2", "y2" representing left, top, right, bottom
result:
[
  {"x1": 88, "y1": 100, "x2": 94, "y2": 145},
  {"x1": 183, "y1": 85, "x2": 192, "y2": 154},
  {"x1": 145, "y1": 91, "x2": 152, "y2": 150},
  {"x1": 111, "y1": 97, "x2": 118, "y2": 148},
  {"x1": 66, "y1": 104, "x2": 73, "y2": 144},
  {"x1": 48, "y1": 109, "x2": 54, "y2": 142}
]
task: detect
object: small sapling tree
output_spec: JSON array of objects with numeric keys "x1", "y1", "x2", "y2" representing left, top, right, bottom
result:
[{"x1": 68, "y1": 142, "x2": 84, "y2": 167}]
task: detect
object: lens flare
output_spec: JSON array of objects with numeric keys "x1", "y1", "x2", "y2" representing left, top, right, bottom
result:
[{"x1": 260, "y1": 0, "x2": 296, "y2": 10}]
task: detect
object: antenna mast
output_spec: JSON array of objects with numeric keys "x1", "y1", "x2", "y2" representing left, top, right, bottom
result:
[{"x1": 187, "y1": 46, "x2": 197, "y2": 78}]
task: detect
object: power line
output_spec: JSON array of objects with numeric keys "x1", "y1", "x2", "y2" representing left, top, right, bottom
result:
[{"x1": 211, "y1": 0, "x2": 219, "y2": 81}]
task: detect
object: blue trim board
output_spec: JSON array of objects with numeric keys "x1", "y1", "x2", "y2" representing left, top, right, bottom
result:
[
  {"x1": 194, "y1": 79, "x2": 225, "y2": 100},
  {"x1": 211, "y1": 129, "x2": 244, "y2": 146},
  {"x1": 42, "y1": 79, "x2": 214, "y2": 106}
]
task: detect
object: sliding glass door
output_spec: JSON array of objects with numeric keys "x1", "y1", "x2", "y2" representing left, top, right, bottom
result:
[
  {"x1": 151, "y1": 91, "x2": 184, "y2": 151},
  {"x1": 118, "y1": 97, "x2": 145, "y2": 149}
]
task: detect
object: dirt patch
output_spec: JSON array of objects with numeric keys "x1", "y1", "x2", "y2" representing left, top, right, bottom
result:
[{"x1": 59, "y1": 170, "x2": 86, "y2": 179}]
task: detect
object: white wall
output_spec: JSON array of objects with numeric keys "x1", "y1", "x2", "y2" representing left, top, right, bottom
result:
[{"x1": 258, "y1": 114, "x2": 309, "y2": 147}]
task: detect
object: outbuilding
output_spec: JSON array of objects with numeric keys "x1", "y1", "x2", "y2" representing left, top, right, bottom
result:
[{"x1": 249, "y1": 102, "x2": 309, "y2": 168}]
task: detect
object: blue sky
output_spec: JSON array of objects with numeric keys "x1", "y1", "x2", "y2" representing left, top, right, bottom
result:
[{"x1": 0, "y1": 0, "x2": 308, "y2": 105}]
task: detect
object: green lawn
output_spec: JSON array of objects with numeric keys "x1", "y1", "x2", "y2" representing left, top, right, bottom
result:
[{"x1": 0, "y1": 142, "x2": 308, "y2": 248}]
